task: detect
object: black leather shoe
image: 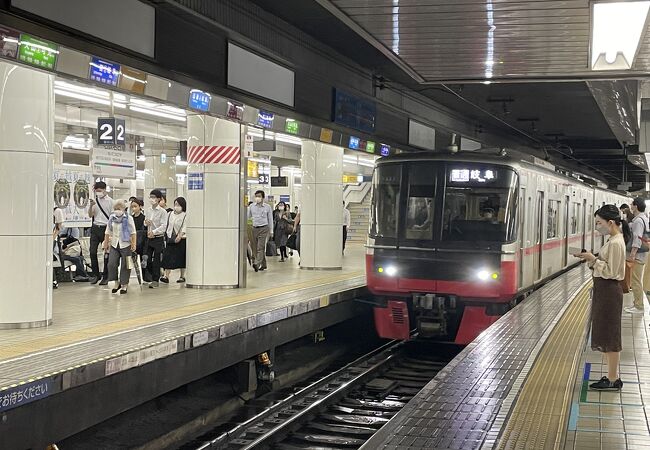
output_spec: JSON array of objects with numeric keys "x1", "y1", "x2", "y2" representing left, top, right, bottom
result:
[
  {"x1": 90, "y1": 277, "x2": 99, "y2": 285},
  {"x1": 253, "y1": 264, "x2": 259, "y2": 272},
  {"x1": 99, "y1": 279, "x2": 109, "y2": 286}
]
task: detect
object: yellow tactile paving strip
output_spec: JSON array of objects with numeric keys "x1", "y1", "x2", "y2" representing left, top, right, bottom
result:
[
  {"x1": 0, "y1": 270, "x2": 363, "y2": 362},
  {"x1": 496, "y1": 284, "x2": 592, "y2": 450}
]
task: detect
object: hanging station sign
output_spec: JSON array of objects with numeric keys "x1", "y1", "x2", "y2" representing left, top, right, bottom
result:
[
  {"x1": 89, "y1": 57, "x2": 120, "y2": 86},
  {"x1": 0, "y1": 26, "x2": 19, "y2": 59},
  {"x1": 285, "y1": 119, "x2": 299, "y2": 135},
  {"x1": 257, "y1": 110, "x2": 274, "y2": 128},
  {"x1": 18, "y1": 34, "x2": 58, "y2": 70},
  {"x1": 189, "y1": 89, "x2": 211, "y2": 112},
  {"x1": 380, "y1": 144, "x2": 391, "y2": 157},
  {"x1": 92, "y1": 118, "x2": 135, "y2": 179},
  {"x1": 227, "y1": 101, "x2": 244, "y2": 120}
]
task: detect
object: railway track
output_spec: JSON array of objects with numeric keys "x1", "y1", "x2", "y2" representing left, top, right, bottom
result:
[{"x1": 182, "y1": 340, "x2": 460, "y2": 450}]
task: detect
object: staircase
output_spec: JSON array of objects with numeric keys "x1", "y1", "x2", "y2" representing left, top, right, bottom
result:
[{"x1": 346, "y1": 190, "x2": 371, "y2": 244}]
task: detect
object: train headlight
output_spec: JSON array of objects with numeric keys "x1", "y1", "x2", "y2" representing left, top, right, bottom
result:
[
  {"x1": 378, "y1": 266, "x2": 398, "y2": 276},
  {"x1": 477, "y1": 270, "x2": 499, "y2": 281}
]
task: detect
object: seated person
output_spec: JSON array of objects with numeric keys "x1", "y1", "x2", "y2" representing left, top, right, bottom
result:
[
  {"x1": 480, "y1": 208, "x2": 499, "y2": 223},
  {"x1": 57, "y1": 227, "x2": 90, "y2": 280}
]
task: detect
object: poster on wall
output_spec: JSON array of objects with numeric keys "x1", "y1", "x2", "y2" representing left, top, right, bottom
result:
[
  {"x1": 53, "y1": 167, "x2": 94, "y2": 227},
  {"x1": 91, "y1": 146, "x2": 136, "y2": 179}
]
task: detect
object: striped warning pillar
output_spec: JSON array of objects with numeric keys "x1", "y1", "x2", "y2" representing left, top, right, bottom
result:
[{"x1": 186, "y1": 115, "x2": 242, "y2": 288}]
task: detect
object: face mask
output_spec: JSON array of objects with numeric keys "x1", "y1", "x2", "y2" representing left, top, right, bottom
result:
[
  {"x1": 174, "y1": 205, "x2": 182, "y2": 213},
  {"x1": 114, "y1": 210, "x2": 124, "y2": 218},
  {"x1": 597, "y1": 225, "x2": 610, "y2": 236},
  {"x1": 255, "y1": 197, "x2": 262, "y2": 204},
  {"x1": 150, "y1": 198, "x2": 158, "y2": 206},
  {"x1": 96, "y1": 191, "x2": 105, "y2": 199}
]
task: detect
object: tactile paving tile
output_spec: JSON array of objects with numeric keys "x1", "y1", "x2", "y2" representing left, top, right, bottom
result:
[{"x1": 362, "y1": 265, "x2": 591, "y2": 450}]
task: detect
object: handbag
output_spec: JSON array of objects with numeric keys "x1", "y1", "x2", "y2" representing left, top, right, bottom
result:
[
  {"x1": 621, "y1": 261, "x2": 633, "y2": 293},
  {"x1": 266, "y1": 240, "x2": 277, "y2": 257},
  {"x1": 166, "y1": 212, "x2": 185, "y2": 245},
  {"x1": 286, "y1": 234, "x2": 297, "y2": 250}
]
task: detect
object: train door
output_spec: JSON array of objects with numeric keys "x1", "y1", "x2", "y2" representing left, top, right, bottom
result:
[
  {"x1": 562, "y1": 195, "x2": 571, "y2": 267},
  {"x1": 582, "y1": 199, "x2": 587, "y2": 250},
  {"x1": 533, "y1": 191, "x2": 544, "y2": 281},
  {"x1": 518, "y1": 188, "x2": 527, "y2": 287}
]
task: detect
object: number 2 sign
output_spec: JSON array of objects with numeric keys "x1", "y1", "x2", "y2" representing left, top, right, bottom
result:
[{"x1": 97, "y1": 118, "x2": 126, "y2": 146}]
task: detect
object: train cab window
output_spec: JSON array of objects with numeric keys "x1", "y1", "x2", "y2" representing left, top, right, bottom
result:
[
  {"x1": 442, "y1": 166, "x2": 517, "y2": 243},
  {"x1": 405, "y1": 165, "x2": 436, "y2": 240},
  {"x1": 370, "y1": 165, "x2": 401, "y2": 239}
]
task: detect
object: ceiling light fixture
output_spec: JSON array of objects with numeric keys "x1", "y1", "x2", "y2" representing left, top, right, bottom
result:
[
  {"x1": 591, "y1": 1, "x2": 650, "y2": 70},
  {"x1": 128, "y1": 105, "x2": 186, "y2": 122}
]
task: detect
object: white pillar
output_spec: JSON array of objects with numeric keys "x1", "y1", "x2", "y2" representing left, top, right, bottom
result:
[
  {"x1": 300, "y1": 142, "x2": 343, "y2": 269},
  {"x1": 144, "y1": 152, "x2": 177, "y2": 203},
  {"x1": 0, "y1": 61, "x2": 54, "y2": 328},
  {"x1": 186, "y1": 115, "x2": 241, "y2": 287}
]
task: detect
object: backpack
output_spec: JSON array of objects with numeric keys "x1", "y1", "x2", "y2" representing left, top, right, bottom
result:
[{"x1": 634, "y1": 215, "x2": 650, "y2": 253}]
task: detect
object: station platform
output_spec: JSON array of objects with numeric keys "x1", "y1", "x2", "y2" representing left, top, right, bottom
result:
[
  {"x1": 363, "y1": 264, "x2": 645, "y2": 450},
  {"x1": 0, "y1": 246, "x2": 367, "y2": 449}
]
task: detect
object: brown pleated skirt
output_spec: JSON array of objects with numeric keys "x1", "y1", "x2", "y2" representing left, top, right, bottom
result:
[{"x1": 591, "y1": 277, "x2": 623, "y2": 353}]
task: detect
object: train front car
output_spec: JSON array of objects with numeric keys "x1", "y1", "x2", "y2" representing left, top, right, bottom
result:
[{"x1": 367, "y1": 154, "x2": 519, "y2": 344}]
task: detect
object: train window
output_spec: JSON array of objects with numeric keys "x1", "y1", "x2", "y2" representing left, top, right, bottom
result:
[
  {"x1": 570, "y1": 203, "x2": 580, "y2": 235},
  {"x1": 547, "y1": 200, "x2": 561, "y2": 238},
  {"x1": 370, "y1": 164, "x2": 401, "y2": 239},
  {"x1": 405, "y1": 164, "x2": 436, "y2": 240},
  {"x1": 442, "y1": 168, "x2": 517, "y2": 242}
]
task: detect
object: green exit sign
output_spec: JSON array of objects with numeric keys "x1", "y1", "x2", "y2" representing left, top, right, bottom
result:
[
  {"x1": 366, "y1": 141, "x2": 376, "y2": 153},
  {"x1": 18, "y1": 34, "x2": 58, "y2": 70},
  {"x1": 285, "y1": 119, "x2": 299, "y2": 135}
]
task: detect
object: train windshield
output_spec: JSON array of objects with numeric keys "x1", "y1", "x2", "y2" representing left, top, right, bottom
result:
[
  {"x1": 371, "y1": 162, "x2": 518, "y2": 245},
  {"x1": 442, "y1": 166, "x2": 518, "y2": 242}
]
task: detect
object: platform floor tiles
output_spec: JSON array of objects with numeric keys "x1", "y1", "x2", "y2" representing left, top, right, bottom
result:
[
  {"x1": 565, "y1": 293, "x2": 650, "y2": 450},
  {"x1": 0, "y1": 244, "x2": 365, "y2": 365}
]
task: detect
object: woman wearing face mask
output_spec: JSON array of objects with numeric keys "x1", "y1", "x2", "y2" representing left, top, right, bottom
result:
[
  {"x1": 103, "y1": 200, "x2": 137, "y2": 294},
  {"x1": 161, "y1": 197, "x2": 187, "y2": 283},
  {"x1": 575, "y1": 204, "x2": 630, "y2": 391},
  {"x1": 273, "y1": 202, "x2": 294, "y2": 262}
]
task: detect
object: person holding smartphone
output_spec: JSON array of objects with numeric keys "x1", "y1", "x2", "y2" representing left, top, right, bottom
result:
[{"x1": 574, "y1": 205, "x2": 630, "y2": 391}]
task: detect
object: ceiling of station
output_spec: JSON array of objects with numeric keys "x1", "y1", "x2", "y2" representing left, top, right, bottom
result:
[{"x1": 322, "y1": 0, "x2": 650, "y2": 83}]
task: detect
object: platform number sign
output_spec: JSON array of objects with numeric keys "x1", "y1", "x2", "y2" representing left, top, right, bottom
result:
[{"x1": 97, "y1": 118, "x2": 126, "y2": 146}]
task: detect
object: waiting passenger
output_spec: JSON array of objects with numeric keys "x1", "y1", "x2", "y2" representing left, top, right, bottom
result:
[
  {"x1": 248, "y1": 190, "x2": 274, "y2": 272},
  {"x1": 575, "y1": 204, "x2": 628, "y2": 390},
  {"x1": 343, "y1": 201, "x2": 351, "y2": 255},
  {"x1": 88, "y1": 182, "x2": 113, "y2": 285},
  {"x1": 144, "y1": 189, "x2": 168, "y2": 288},
  {"x1": 620, "y1": 203, "x2": 632, "y2": 221},
  {"x1": 103, "y1": 200, "x2": 136, "y2": 295},
  {"x1": 160, "y1": 195, "x2": 173, "y2": 213},
  {"x1": 130, "y1": 198, "x2": 146, "y2": 257},
  {"x1": 273, "y1": 201, "x2": 293, "y2": 262},
  {"x1": 625, "y1": 197, "x2": 649, "y2": 314},
  {"x1": 161, "y1": 197, "x2": 187, "y2": 283}
]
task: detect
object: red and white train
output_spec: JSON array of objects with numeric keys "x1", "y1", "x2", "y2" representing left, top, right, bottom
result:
[{"x1": 366, "y1": 152, "x2": 627, "y2": 344}]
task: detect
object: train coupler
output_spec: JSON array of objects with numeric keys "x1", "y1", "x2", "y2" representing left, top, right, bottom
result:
[{"x1": 413, "y1": 294, "x2": 457, "y2": 338}]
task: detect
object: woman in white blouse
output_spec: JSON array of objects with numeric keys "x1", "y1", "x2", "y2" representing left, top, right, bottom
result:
[
  {"x1": 102, "y1": 200, "x2": 136, "y2": 294},
  {"x1": 575, "y1": 204, "x2": 630, "y2": 391},
  {"x1": 161, "y1": 197, "x2": 187, "y2": 283}
]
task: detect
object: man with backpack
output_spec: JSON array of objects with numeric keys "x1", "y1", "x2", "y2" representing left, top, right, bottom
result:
[{"x1": 625, "y1": 197, "x2": 649, "y2": 314}]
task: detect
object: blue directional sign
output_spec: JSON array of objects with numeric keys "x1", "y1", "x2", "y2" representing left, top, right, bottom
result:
[
  {"x1": 189, "y1": 89, "x2": 211, "y2": 112},
  {"x1": 89, "y1": 57, "x2": 120, "y2": 86}
]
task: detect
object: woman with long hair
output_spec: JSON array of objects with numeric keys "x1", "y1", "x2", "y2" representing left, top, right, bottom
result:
[{"x1": 575, "y1": 204, "x2": 630, "y2": 390}]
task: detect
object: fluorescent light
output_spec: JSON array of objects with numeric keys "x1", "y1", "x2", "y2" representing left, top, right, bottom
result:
[
  {"x1": 129, "y1": 105, "x2": 186, "y2": 122},
  {"x1": 55, "y1": 89, "x2": 111, "y2": 106},
  {"x1": 591, "y1": 1, "x2": 650, "y2": 70},
  {"x1": 275, "y1": 133, "x2": 302, "y2": 145}
]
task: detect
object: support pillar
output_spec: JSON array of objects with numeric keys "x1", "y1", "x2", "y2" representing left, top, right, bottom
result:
[
  {"x1": 186, "y1": 115, "x2": 241, "y2": 287},
  {"x1": 0, "y1": 61, "x2": 54, "y2": 327},
  {"x1": 300, "y1": 142, "x2": 343, "y2": 269},
  {"x1": 144, "y1": 149, "x2": 177, "y2": 203}
]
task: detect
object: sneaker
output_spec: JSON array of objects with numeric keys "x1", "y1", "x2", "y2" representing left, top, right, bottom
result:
[
  {"x1": 177, "y1": 277, "x2": 185, "y2": 283},
  {"x1": 625, "y1": 306, "x2": 644, "y2": 314},
  {"x1": 590, "y1": 376, "x2": 623, "y2": 391},
  {"x1": 160, "y1": 277, "x2": 169, "y2": 284}
]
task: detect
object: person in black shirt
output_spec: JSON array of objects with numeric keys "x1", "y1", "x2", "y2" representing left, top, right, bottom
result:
[{"x1": 130, "y1": 198, "x2": 147, "y2": 257}]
